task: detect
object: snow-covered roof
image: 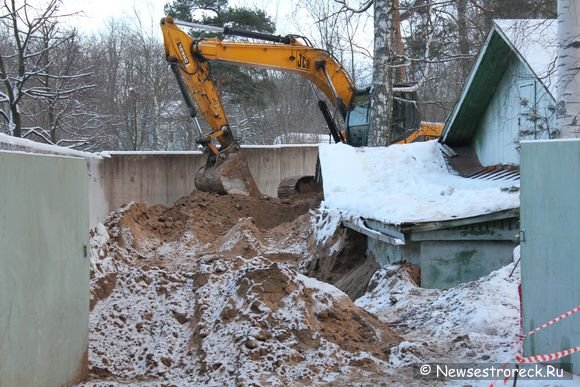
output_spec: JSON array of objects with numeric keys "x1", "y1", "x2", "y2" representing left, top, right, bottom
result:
[
  {"x1": 494, "y1": 19, "x2": 557, "y2": 95},
  {"x1": 319, "y1": 141, "x2": 519, "y2": 225}
]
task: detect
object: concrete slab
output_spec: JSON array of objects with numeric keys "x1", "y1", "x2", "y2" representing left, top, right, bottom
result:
[{"x1": 0, "y1": 151, "x2": 89, "y2": 386}]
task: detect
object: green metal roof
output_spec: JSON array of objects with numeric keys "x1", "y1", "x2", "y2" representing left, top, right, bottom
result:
[{"x1": 441, "y1": 28, "x2": 517, "y2": 145}]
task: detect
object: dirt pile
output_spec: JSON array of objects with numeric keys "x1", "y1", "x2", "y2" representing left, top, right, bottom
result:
[
  {"x1": 86, "y1": 191, "x2": 401, "y2": 385},
  {"x1": 189, "y1": 257, "x2": 399, "y2": 384},
  {"x1": 116, "y1": 191, "x2": 318, "y2": 244}
]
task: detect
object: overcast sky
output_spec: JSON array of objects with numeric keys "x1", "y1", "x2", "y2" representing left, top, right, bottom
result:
[
  {"x1": 56, "y1": 0, "x2": 373, "y2": 83},
  {"x1": 60, "y1": 0, "x2": 293, "y2": 35}
]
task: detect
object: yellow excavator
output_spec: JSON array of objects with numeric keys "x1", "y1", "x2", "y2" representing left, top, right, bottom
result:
[{"x1": 160, "y1": 16, "x2": 442, "y2": 196}]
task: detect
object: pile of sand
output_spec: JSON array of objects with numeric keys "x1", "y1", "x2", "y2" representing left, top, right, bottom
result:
[{"x1": 86, "y1": 191, "x2": 401, "y2": 385}]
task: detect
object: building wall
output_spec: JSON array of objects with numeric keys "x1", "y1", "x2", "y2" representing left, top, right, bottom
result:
[
  {"x1": 520, "y1": 140, "x2": 580, "y2": 374},
  {"x1": 0, "y1": 151, "x2": 89, "y2": 386},
  {"x1": 365, "y1": 217, "x2": 518, "y2": 289},
  {"x1": 367, "y1": 237, "x2": 515, "y2": 289},
  {"x1": 419, "y1": 240, "x2": 514, "y2": 289},
  {"x1": 474, "y1": 59, "x2": 555, "y2": 166}
]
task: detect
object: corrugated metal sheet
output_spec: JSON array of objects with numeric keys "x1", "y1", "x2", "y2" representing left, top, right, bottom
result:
[
  {"x1": 467, "y1": 166, "x2": 519, "y2": 181},
  {"x1": 441, "y1": 144, "x2": 520, "y2": 182}
]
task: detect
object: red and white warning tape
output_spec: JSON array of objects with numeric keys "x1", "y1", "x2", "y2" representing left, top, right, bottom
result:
[
  {"x1": 514, "y1": 304, "x2": 580, "y2": 364},
  {"x1": 490, "y1": 304, "x2": 579, "y2": 386},
  {"x1": 516, "y1": 346, "x2": 580, "y2": 364},
  {"x1": 515, "y1": 305, "x2": 580, "y2": 348}
]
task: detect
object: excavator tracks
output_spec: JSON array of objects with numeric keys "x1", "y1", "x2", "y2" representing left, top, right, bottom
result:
[{"x1": 277, "y1": 176, "x2": 322, "y2": 201}]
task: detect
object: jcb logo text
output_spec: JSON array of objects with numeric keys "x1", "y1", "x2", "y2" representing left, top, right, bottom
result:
[
  {"x1": 177, "y1": 42, "x2": 190, "y2": 66},
  {"x1": 297, "y1": 52, "x2": 311, "y2": 70}
]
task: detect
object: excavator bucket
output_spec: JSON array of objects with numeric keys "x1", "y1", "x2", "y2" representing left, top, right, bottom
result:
[{"x1": 195, "y1": 145, "x2": 262, "y2": 197}]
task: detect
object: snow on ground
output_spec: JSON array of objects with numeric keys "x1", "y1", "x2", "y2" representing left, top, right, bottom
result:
[
  {"x1": 318, "y1": 141, "x2": 519, "y2": 224},
  {"x1": 355, "y1": 261, "x2": 580, "y2": 386},
  {"x1": 356, "y1": 263, "x2": 521, "y2": 364}
]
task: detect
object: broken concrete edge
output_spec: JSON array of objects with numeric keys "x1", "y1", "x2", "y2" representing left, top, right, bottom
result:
[{"x1": 342, "y1": 218, "x2": 405, "y2": 245}]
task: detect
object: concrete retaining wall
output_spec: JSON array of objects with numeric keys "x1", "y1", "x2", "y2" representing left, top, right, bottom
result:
[
  {"x1": 100, "y1": 146, "x2": 319, "y2": 214},
  {"x1": 245, "y1": 146, "x2": 319, "y2": 197},
  {"x1": 99, "y1": 152, "x2": 205, "y2": 214},
  {"x1": 0, "y1": 135, "x2": 319, "y2": 225},
  {"x1": 0, "y1": 151, "x2": 89, "y2": 386}
]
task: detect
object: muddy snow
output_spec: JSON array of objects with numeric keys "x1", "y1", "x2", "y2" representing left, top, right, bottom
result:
[{"x1": 84, "y1": 191, "x2": 543, "y2": 386}]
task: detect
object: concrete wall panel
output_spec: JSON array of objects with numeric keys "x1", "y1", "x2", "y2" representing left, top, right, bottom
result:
[
  {"x1": 100, "y1": 153, "x2": 205, "y2": 211},
  {"x1": 1, "y1": 135, "x2": 319, "y2": 223},
  {"x1": 520, "y1": 139, "x2": 580, "y2": 374},
  {"x1": 244, "y1": 146, "x2": 318, "y2": 197},
  {"x1": 0, "y1": 135, "x2": 107, "y2": 227},
  {"x1": 100, "y1": 146, "x2": 319, "y2": 211},
  {"x1": 0, "y1": 151, "x2": 89, "y2": 386}
]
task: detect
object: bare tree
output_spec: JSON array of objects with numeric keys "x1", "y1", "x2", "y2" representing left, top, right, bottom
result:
[
  {"x1": 333, "y1": 0, "x2": 397, "y2": 146},
  {"x1": 556, "y1": 0, "x2": 580, "y2": 138},
  {"x1": 0, "y1": 0, "x2": 98, "y2": 147},
  {"x1": 85, "y1": 16, "x2": 188, "y2": 151},
  {"x1": 368, "y1": 0, "x2": 396, "y2": 146}
]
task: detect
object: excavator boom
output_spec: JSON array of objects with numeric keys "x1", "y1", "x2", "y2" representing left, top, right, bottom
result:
[
  {"x1": 191, "y1": 39, "x2": 356, "y2": 119},
  {"x1": 160, "y1": 16, "x2": 356, "y2": 196}
]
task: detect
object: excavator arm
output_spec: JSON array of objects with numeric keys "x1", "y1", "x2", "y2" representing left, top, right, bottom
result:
[
  {"x1": 161, "y1": 16, "x2": 356, "y2": 144},
  {"x1": 160, "y1": 16, "x2": 358, "y2": 195},
  {"x1": 161, "y1": 17, "x2": 235, "y2": 155}
]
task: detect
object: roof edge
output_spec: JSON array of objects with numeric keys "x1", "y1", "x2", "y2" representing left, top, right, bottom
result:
[
  {"x1": 493, "y1": 19, "x2": 557, "y2": 101},
  {"x1": 441, "y1": 24, "x2": 503, "y2": 143}
]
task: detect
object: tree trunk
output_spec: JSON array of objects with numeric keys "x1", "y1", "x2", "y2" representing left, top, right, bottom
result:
[
  {"x1": 457, "y1": 0, "x2": 470, "y2": 80},
  {"x1": 393, "y1": 0, "x2": 405, "y2": 82},
  {"x1": 49, "y1": 103, "x2": 56, "y2": 143},
  {"x1": 556, "y1": 0, "x2": 580, "y2": 137},
  {"x1": 368, "y1": 0, "x2": 395, "y2": 147},
  {"x1": 11, "y1": 105, "x2": 22, "y2": 137}
]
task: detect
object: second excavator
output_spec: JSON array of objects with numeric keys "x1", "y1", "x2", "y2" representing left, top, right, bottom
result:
[{"x1": 160, "y1": 16, "x2": 442, "y2": 196}]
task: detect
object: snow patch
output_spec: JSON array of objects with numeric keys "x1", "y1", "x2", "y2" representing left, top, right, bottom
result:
[{"x1": 319, "y1": 141, "x2": 519, "y2": 224}]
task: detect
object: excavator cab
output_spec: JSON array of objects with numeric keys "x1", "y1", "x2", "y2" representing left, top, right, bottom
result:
[
  {"x1": 345, "y1": 84, "x2": 422, "y2": 146},
  {"x1": 345, "y1": 94, "x2": 371, "y2": 147}
]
